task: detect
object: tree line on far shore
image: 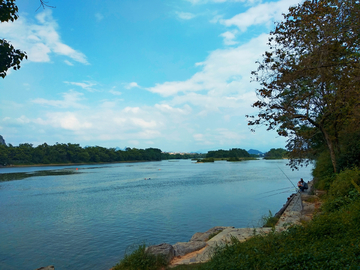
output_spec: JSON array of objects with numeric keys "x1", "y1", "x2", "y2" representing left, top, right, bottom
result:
[
  {"x1": 206, "y1": 148, "x2": 251, "y2": 159},
  {"x1": 0, "y1": 142, "x2": 289, "y2": 166},
  {"x1": 264, "y1": 148, "x2": 288, "y2": 159},
  {"x1": 0, "y1": 143, "x2": 205, "y2": 166}
]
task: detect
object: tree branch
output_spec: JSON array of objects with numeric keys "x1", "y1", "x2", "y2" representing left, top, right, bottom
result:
[{"x1": 36, "y1": 0, "x2": 55, "y2": 11}]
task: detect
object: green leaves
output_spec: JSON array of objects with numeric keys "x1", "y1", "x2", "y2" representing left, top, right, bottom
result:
[
  {"x1": 0, "y1": 39, "x2": 27, "y2": 78},
  {"x1": 0, "y1": 0, "x2": 18, "y2": 23},
  {"x1": 0, "y1": 0, "x2": 27, "y2": 78}
]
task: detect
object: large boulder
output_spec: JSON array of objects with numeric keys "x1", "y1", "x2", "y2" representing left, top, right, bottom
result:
[
  {"x1": 190, "y1": 226, "x2": 228, "y2": 242},
  {"x1": 146, "y1": 243, "x2": 174, "y2": 263},
  {"x1": 173, "y1": 241, "x2": 207, "y2": 257}
]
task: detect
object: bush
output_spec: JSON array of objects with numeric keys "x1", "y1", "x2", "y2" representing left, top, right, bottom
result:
[
  {"x1": 112, "y1": 244, "x2": 167, "y2": 270},
  {"x1": 321, "y1": 167, "x2": 360, "y2": 213},
  {"x1": 262, "y1": 210, "x2": 279, "y2": 228},
  {"x1": 328, "y1": 167, "x2": 360, "y2": 198},
  {"x1": 312, "y1": 151, "x2": 336, "y2": 190}
]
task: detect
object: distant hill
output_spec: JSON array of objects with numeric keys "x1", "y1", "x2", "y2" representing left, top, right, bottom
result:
[
  {"x1": 247, "y1": 149, "x2": 263, "y2": 155},
  {"x1": 0, "y1": 135, "x2": 5, "y2": 146}
]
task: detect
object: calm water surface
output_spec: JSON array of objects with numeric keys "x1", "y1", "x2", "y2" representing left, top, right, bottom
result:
[{"x1": 0, "y1": 159, "x2": 313, "y2": 270}]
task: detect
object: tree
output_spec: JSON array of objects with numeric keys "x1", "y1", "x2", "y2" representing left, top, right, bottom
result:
[
  {"x1": 264, "y1": 148, "x2": 288, "y2": 159},
  {"x1": 0, "y1": 0, "x2": 27, "y2": 78},
  {"x1": 1, "y1": 0, "x2": 55, "y2": 78},
  {"x1": 248, "y1": 0, "x2": 360, "y2": 172}
]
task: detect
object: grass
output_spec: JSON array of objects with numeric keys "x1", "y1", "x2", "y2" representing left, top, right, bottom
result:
[
  {"x1": 261, "y1": 210, "x2": 279, "y2": 228},
  {"x1": 112, "y1": 244, "x2": 167, "y2": 270},
  {"x1": 303, "y1": 196, "x2": 319, "y2": 203}
]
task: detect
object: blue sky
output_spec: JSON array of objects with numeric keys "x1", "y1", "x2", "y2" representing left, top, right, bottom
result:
[{"x1": 0, "y1": 0, "x2": 301, "y2": 153}]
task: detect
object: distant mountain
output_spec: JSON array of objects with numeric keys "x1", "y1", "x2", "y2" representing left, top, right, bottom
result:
[
  {"x1": 247, "y1": 149, "x2": 263, "y2": 155},
  {"x1": 0, "y1": 135, "x2": 5, "y2": 146}
]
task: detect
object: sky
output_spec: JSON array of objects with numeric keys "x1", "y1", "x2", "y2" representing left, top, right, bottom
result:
[{"x1": 0, "y1": 0, "x2": 302, "y2": 153}]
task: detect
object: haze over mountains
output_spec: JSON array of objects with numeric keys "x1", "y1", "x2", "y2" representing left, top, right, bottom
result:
[{"x1": 247, "y1": 149, "x2": 264, "y2": 155}]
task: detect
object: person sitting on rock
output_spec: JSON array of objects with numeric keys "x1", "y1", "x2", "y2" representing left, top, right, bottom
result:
[{"x1": 297, "y1": 178, "x2": 308, "y2": 192}]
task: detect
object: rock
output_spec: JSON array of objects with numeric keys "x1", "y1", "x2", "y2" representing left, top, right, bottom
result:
[
  {"x1": 190, "y1": 226, "x2": 228, "y2": 242},
  {"x1": 190, "y1": 232, "x2": 208, "y2": 242},
  {"x1": 173, "y1": 241, "x2": 207, "y2": 256},
  {"x1": 35, "y1": 266, "x2": 55, "y2": 270},
  {"x1": 0, "y1": 135, "x2": 5, "y2": 145},
  {"x1": 146, "y1": 243, "x2": 174, "y2": 263}
]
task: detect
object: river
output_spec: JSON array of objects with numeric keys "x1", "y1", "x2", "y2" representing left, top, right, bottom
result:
[{"x1": 0, "y1": 159, "x2": 313, "y2": 270}]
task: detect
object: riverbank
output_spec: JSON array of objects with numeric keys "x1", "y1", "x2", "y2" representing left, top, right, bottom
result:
[
  {"x1": 117, "y1": 181, "x2": 321, "y2": 269},
  {"x1": 167, "y1": 183, "x2": 321, "y2": 267}
]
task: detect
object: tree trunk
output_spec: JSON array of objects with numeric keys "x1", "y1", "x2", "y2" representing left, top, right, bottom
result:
[{"x1": 319, "y1": 125, "x2": 337, "y2": 173}]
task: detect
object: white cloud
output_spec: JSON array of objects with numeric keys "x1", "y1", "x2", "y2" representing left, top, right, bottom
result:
[
  {"x1": 220, "y1": 30, "x2": 238, "y2": 45},
  {"x1": 193, "y1": 133, "x2": 204, "y2": 140},
  {"x1": 64, "y1": 81, "x2": 96, "y2": 91},
  {"x1": 210, "y1": 15, "x2": 223, "y2": 24},
  {"x1": 31, "y1": 91, "x2": 87, "y2": 109},
  {"x1": 176, "y1": 12, "x2": 196, "y2": 20},
  {"x1": 34, "y1": 112, "x2": 93, "y2": 131},
  {"x1": 154, "y1": 104, "x2": 192, "y2": 115},
  {"x1": 0, "y1": 10, "x2": 89, "y2": 64},
  {"x1": 100, "y1": 99, "x2": 123, "y2": 109},
  {"x1": 109, "y1": 89, "x2": 122, "y2": 96},
  {"x1": 220, "y1": 0, "x2": 300, "y2": 32},
  {"x1": 64, "y1": 60, "x2": 74, "y2": 66},
  {"x1": 131, "y1": 118, "x2": 157, "y2": 129},
  {"x1": 124, "y1": 82, "x2": 140, "y2": 89},
  {"x1": 123, "y1": 107, "x2": 140, "y2": 114},
  {"x1": 16, "y1": 116, "x2": 31, "y2": 124},
  {"x1": 146, "y1": 33, "x2": 268, "y2": 98}
]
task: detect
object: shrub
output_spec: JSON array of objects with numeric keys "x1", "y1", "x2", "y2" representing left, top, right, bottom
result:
[
  {"x1": 328, "y1": 167, "x2": 360, "y2": 198},
  {"x1": 112, "y1": 244, "x2": 167, "y2": 270},
  {"x1": 261, "y1": 210, "x2": 279, "y2": 228},
  {"x1": 312, "y1": 151, "x2": 335, "y2": 190}
]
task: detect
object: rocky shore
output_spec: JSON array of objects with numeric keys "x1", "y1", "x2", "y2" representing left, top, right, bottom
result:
[
  {"x1": 145, "y1": 181, "x2": 321, "y2": 267},
  {"x1": 37, "y1": 183, "x2": 321, "y2": 270}
]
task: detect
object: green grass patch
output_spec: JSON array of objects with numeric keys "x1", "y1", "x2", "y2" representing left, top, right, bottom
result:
[
  {"x1": 112, "y1": 244, "x2": 167, "y2": 270},
  {"x1": 261, "y1": 210, "x2": 279, "y2": 228}
]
